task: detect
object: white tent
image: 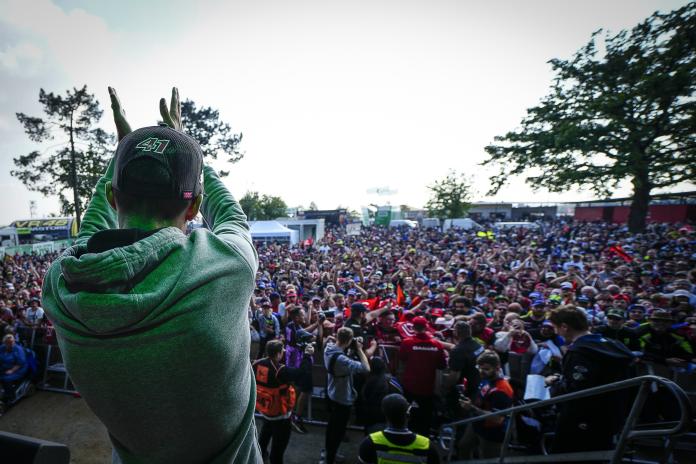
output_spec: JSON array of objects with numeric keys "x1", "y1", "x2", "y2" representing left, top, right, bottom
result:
[{"x1": 249, "y1": 221, "x2": 299, "y2": 245}]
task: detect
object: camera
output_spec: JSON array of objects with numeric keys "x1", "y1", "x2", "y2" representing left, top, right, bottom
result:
[
  {"x1": 296, "y1": 332, "x2": 315, "y2": 349},
  {"x1": 350, "y1": 336, "x2": 364, "y2": 350}
]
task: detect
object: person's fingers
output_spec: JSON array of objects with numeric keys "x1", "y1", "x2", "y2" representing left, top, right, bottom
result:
[
  {"x1": 108, "y1": 86, "x2": 119, "y2": 110},
  {"x1": 170, "y1": 87, "x2": 179, "y2": 121},
  {"x1": 108, "y1": 86, "x2": 131, "y2": 141},
  {"x1": 160, "y1": 98, "x2": 174, "y2": 127},
  {"x1": 175, "y1": 87, "x2": 181, "y2": 120}
]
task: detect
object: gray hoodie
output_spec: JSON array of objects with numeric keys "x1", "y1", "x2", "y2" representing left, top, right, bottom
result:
[
  {"x1": 324, "y1": 342, "x2": 369, "y2": 406},
  {"x1": 42, "y1": 162, "x2": 262, "y2": 464}
]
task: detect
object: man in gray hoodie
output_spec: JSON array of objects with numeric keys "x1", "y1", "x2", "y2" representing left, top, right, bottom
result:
[
  {"x1": 42, "y1": 88, "x2": 261, "y2": 464},
  {"x1": 323, "y1": 327, "x2": 373, "y2": 464}
]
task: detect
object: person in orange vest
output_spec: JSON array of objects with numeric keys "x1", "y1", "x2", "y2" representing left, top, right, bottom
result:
[{"x1": 253, "y1": 339, "x2": 314, "y2": 464}]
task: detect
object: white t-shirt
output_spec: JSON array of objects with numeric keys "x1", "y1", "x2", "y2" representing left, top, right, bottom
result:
[{"x1": 26, "y1": 307, "x2": 44, "y2": 324}]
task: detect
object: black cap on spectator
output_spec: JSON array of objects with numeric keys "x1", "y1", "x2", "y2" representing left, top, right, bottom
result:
[{"x1": 351, "y1": 303, "x2": 367, "y2": 314}]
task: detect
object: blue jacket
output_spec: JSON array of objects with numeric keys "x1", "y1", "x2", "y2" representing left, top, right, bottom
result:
[{"x1": 0, "y1": 344, "x2": 28, "y2": 380}]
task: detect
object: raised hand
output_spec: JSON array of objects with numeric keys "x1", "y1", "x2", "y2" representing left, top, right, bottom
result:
[
  {"x1": 159, "y1": 87, "x2": 183, "y2": 131},
  {"x1": 108, "y1": 86, "x2": 132, "y2": 141}
]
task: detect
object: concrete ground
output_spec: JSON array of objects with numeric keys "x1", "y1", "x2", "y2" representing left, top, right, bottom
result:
[{"x1": 0, "y1": 391, "x2": 362, "y2": 464}]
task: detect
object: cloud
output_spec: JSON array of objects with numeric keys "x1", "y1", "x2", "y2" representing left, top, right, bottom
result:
[
  {"x1": 0, "y1": 41, "x2": 43, "y2": 76},
  {"x1": 0, "y1": 0, "x2": 118, "y2": 81}
]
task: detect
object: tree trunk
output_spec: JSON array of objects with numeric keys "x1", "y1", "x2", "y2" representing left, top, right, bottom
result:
[
  {"x1": 69, "y1": 111, "x2": 82, "y2": 231},
  {"x1": 628, "y1": 172, "x2": 651, "y2": 233}
]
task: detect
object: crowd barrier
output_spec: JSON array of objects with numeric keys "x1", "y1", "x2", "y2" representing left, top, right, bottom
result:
[
  {"x1": 1, "y1": 240, "x2": 73, "y2": 257},
  {"x1": 15, "y1": 326, "x2": 76, "y2": 394},
  {"x1": 16, "y1": 328, "x2": 696, "y2": 427},
  {"x1": 439, "y1": 375, "x2": 694, "y2": 464}
]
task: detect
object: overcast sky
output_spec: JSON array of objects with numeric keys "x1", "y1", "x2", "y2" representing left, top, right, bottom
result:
[{"x1": 0, "y1": 0, "x2": 692, "y2": 224}]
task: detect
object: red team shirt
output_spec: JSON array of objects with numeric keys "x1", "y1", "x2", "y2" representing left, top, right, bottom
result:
[{"x1": 398, "y1": 332, "x2": 448, "y2": 396}]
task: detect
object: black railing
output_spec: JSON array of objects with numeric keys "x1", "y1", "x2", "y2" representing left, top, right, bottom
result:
[{"x1": 438, "y1": 375, "x2": 693, "y2": 464}]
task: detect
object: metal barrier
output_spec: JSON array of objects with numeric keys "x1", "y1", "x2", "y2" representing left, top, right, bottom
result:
[
  {"x1": 14, "y1": 327, "x2": 78, "y2": 395},
  {"x1": 16, "y1": 325, "x2": 696, "y2": 448},
  {"x1": 636, "y1": 361, "x2": 696, "y2": 410},
  {"x1": 438, "y1": 375, "x2": 693, "y2": 464}
]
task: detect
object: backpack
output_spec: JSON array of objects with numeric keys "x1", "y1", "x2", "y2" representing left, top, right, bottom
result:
[
  {"x1": 327, "y1": 352, "x2": 345, "y2": 377},
  {"x1": 324, "y1": 351, "x2": 346, "y2": 408}
]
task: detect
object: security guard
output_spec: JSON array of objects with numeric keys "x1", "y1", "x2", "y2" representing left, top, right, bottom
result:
[
  {"x1": 547, "y1": 306, "x2": 634, "y2": 454},
  {"x1": 358, "y1": 393, "x2": 439, "y2": 464}
]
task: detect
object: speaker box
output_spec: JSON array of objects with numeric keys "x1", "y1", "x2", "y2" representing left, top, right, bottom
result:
[{"x1": 0, "y1": 431, "x2": 70, "y2": 464}]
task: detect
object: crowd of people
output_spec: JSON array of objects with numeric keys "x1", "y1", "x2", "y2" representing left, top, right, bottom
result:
[
  {"x1": 0, "y1": 252, "x2": 57, "y2": 404},
  {"x1": 249, "y1": 220, "x2": 696, "y2": 463},
  {"x1": 0, "y1": 219, "x2": 695, "y2": 462}
]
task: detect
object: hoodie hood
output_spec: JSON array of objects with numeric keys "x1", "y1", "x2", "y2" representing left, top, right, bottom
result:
[{"x1": 48, "y1": 227, "x2": 194, "y2": 335}]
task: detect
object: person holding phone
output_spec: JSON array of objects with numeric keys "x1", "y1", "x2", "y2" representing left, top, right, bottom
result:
[{"x1": 494, "y1": 317, "x2": 538, "y2": 356}]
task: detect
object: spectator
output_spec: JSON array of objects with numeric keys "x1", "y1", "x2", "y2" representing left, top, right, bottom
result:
[
  {"x1": 521, "y1": 300, "x2": 546, "y2": 339},
  {"x1": 399, "y1": 316, "x2": 448, "y2": 436},
  {"x1": 635, "y1": 309, "x2": 694, "y2": 365},
  {"x1": 4, "y1": 209, "x2": 696, "y2": 461},
  {"x1": 625, "y1": 304, "x2": 648, "y2": 329},
  {"x1": 323, "y1": 327, "x2": 373, "y2": 464},
  {"x1": 255, "y1": 297, "x2": 280, "y2": 359},
  {"x1": 284, "y1": 307, "x2": 321, "y2": 434},
  {"x1": 373, "y1": 309, "x2": 401, "y2": 345},
  {"x1": 0, "y1": 333, "x2": 28, "y2": 404},
  {"x1": 493, "y1": 317, "x2": 538, "y2": 357},
  {"x1": 448, "y1": 321, "x2": 484, "y2": 399},
  {"x1": 457, "y1": 350, "x2": 514, "y2": 459},
  {"x1": 359, "y1": 357, "x2": 403, "y2": 433},
  {"x1": 25, "y1": 297, "x2": 44, "y2": 327},
  {"x1": 594, "y1": 308, "x2": 640, "y2": 351},
  {"x1": 469, "y1": 313, "x2": 494, "y2": 347},
  {"x1": 344, "y1": 303, "x2": 369, "y2": 339}
]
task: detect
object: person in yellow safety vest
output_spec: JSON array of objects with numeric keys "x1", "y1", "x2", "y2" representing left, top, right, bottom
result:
[{"x1": 358, "y1": 393, "x2": 439, "y2": 464}]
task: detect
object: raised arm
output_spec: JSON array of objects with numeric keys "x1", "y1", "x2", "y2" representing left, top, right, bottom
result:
[{"x1": 75, "y1": 86, "x2": 129, "y2": 244}]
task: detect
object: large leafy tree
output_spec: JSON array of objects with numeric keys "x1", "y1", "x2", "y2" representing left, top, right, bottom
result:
[
  {"x1": 12, "y1": 86, "x2": 113, "y2": 230},
  {"x1": 425, "y1": 170, "x2": 472, "y2": 219},
  {"x1": 239, "y1": 191, "x2": 288, "y2": 220},
  {"x1": 483, "y1": 3, "x2": 695, "y2": 232},
  {"x1": 181, "y1": 100, "x2": 243, "y2": 177}
]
